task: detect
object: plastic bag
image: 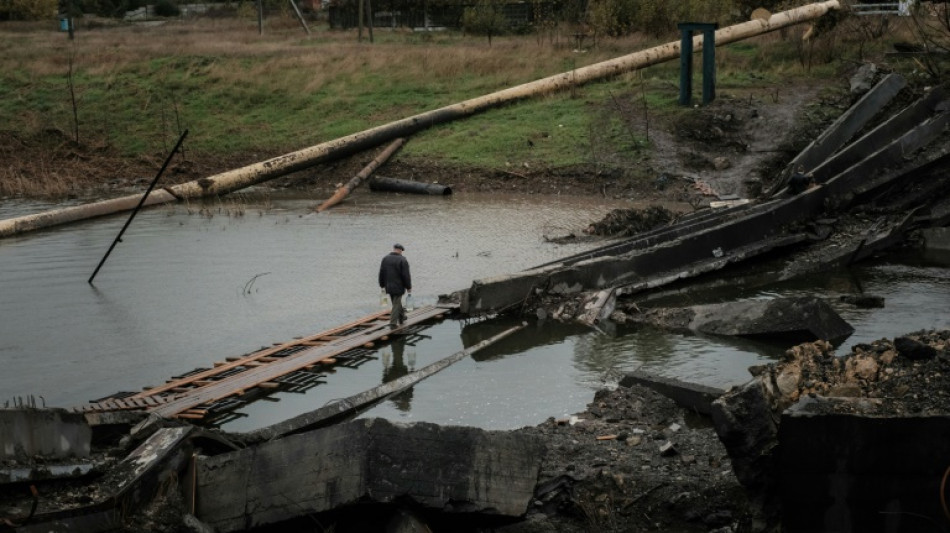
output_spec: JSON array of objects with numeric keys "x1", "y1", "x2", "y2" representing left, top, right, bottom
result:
[
  {"x1": 380, "y1": 289, "x2": 389, "y2": 308},
  {"x1": 405, "y1": 293, "x2": 415, "y2": 311}
]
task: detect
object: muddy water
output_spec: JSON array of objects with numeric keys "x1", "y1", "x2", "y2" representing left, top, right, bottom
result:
[{"x1": 1, "y1": 191, "x2": 948, "y2": 432}]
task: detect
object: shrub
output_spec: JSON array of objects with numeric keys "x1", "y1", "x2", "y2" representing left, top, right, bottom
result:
[
  {"x1": 462, "y1": 0, "x2": 508, "y2": 45},
  {"x1": 153, "y1": 0, "x2": 180, "y2": 17},
  {"x1": 0, "y1": 0, "x2": 58, "y2": 20}
]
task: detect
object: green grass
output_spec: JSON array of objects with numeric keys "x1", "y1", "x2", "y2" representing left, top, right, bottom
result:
[{"x1": 0, "y1": 14, "x2": 899, "y2": 175}]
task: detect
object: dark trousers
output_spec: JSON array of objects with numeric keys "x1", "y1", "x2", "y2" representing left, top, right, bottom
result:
[{"x1": 389, "y1": 293, "x2": 406, "y2": 326}]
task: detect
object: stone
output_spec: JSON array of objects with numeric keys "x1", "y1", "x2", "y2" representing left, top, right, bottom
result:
[
  {"x1": 849, "y1": 63, "x2": 878, "y2": 94},
  {"x1": 182, "y1": 513, "x2": 215, "y2": 533},
  {"x1": 894, "y1": 336, "x2": 937, "y2": 360},
  {"x1": 659, "y1": 441, "x2": 677, "y2": 457},
  {"x1": 713, "y1": 156, "x2": 731, "y2": 170}
]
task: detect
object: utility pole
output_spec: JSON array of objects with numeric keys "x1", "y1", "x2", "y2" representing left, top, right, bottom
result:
[
  {"x1": 67, "y1": 0, "x2": 75, "y2": 40},
  {"x1": 365, "y1": 0, "x2": 374, "y2": 42},
  {"x1": 258, "y1": 0, "x2": 264, "y2": 35},
  {"x1": 358, "y1": 0, "x2": 364, "y2": 41}
]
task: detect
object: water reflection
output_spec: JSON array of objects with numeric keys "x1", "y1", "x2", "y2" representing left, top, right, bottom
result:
[
  {"x1": 0, "y1": 192, "x2": 947, "y2": 432},
  {"x1": 380, "y1": 336, "x2": 416, "y2": 411}
]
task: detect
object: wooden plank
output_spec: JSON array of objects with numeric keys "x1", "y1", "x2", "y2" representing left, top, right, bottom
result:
[
  {"x1": 248, "y1": 323, "x2": 527, "y2": 440},
  {"x1": 148, "y1": 306, "x2": 447, "y2": 418},
  {"x1": 131, "y1": 310, "x2": 390, "y2": 398}
]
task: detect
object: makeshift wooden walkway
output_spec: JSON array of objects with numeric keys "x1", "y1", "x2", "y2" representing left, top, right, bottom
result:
[{"x1": 74, "y1": 305, "x2": 455, "y2": 422}]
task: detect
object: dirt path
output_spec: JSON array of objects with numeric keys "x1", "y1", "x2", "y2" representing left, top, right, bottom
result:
[{"x1": 645, "y1": 82, "x2": 827, "y2": 201}]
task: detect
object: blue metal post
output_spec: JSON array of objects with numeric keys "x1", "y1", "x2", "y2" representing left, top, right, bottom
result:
[
  {"x1": 678, "y1": 23, "x2": 718, "y2": 106},
  {"x1": 678, "y1": 25, "x2": 693, "y2": 106},
  {"x1": 702, "y1": 27, "x2": 716, "y2": 104}
]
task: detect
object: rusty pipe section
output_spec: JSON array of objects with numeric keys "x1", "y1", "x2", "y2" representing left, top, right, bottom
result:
[{"x1": 0, "y1": 0, "x2": 840, "y2": 239}]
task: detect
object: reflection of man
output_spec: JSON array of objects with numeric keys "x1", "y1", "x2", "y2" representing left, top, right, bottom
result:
[
  {"x1": 382, "y1": 337, "x2": 413, "y2": 411},
  {"x1": 378, "y1": 243, "x2": 412, "y2": 329}
]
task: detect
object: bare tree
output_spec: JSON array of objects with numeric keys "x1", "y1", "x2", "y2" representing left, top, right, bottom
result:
[
  {"x1": 65, "y1": 46, "x2": 80, "y2": 143},
  {"x1": 906, "y1": 2, "x2": 950, "y2": 80}
]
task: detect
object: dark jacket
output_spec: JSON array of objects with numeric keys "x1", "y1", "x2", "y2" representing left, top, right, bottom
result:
[{"x1": 379, "y1": 252, "x2": 411, "y2": 296}]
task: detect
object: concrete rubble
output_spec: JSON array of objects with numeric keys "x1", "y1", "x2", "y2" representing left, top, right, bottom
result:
[
  {"x1": 711, "y1": 330, "x2": 950, "y2": 531},
  {"x1": 196, "y1": 418, "x2": 543, "y2": 532},
  {"x1": 610, "y1": 296, "x2": 855, "y2": 343},
  {"x1": 2, "y1": 329, "x2": 950, "y2": 532}
]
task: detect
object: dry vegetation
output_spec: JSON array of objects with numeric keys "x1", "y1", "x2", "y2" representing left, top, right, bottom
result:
[{"x1": 0, "y1": 6, "x2": 941, "y2": 200}]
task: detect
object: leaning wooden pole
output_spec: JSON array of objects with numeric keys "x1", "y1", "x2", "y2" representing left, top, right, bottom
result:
[
  {"x1": 0, "y1": 0, "x2": 840, "y2": 239},
  {"x1": 316, "y1": 137, "x2": 406, "y2": 212}
]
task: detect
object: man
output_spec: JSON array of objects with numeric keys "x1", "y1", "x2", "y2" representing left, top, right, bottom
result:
[{"x1": 379, "y1": 243, "x2": 412, "y2": 328}]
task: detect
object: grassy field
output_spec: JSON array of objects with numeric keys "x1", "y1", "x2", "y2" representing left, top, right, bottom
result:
[{"x1": 0, "y1": 9, "x2": 929, "y2": 197}]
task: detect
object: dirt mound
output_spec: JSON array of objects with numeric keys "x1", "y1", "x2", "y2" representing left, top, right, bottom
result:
[
  {"x1": 585, "y1": 206, "x2": 678, "y2": 237},
  {"x1": 516, "y1": 385, "x2": 756, "y2": 532}
]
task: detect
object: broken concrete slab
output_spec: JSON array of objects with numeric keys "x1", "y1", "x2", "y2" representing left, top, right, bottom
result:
[
  {"x1": 0, "y1": 408, "x2": 91, "y2": 460},
  {"x1": 244, "y1": 323, "x2": 527, "y2": 443},
  {"x1": 195, "y1": 418, "x2": 544, "y2": 532},
  {"x1": 779, "y1": 398, "x2": 950, "y2": 533},
  {"x1": 458, "y1": 91, "x2": 949, "y2": 318},
  {"x1": 83, "y1": 409, "x2": 150, "y2": 428},
  {"x1": 15, "y1": 426, "x2": 193, "y2": 533},
  {"x1": 810, "y1": 86, "x2": 947, "y2": 186},
  {"x1": 922, "y1": 227, "x2": 950, "y2": 251},
  {"x1": 615, "y1": 297, "x2": 854, "y2": 343},
  {"x1": 618, "y1": 370, "x2": 725, "y2": 416},
  {"x1": 767, "y1": 72, "x2": 907, "y2": 196}
]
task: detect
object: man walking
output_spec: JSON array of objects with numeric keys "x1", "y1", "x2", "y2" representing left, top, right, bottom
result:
[{"x1": 379, "y1": 243, "x2": 412, "y2": 328}]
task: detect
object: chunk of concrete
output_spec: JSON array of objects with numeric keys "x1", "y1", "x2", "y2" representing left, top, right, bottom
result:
[
  {"x1": 779, "y1": 398, "x2": 950, "y2": 532},
  {"x1": 16, "y1": 426, "x2": 193, "y2": 533},
  {"x1": 691, "y1": 297, "x2": 854, "y2": 342},
  {"x1": 195, "y1": 418, "x2": 544, "y2": 532},
  {"x1": 619, "y1": 371, "x2": 724, "y2": 415},
  {"x1": 1, "y1": 408, "x2": 91, "y2": 460},
  {"x1": 622, "y1": 297, "x2": 854, "y2": 343}
]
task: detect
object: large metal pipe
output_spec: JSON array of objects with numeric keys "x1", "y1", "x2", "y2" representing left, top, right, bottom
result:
[
  {"x1": 0, "y1": 0, "x2": 840, "y2": 238},
  {"x1": 368, "y1": 176, "x2": 453, "y2": 195}
]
